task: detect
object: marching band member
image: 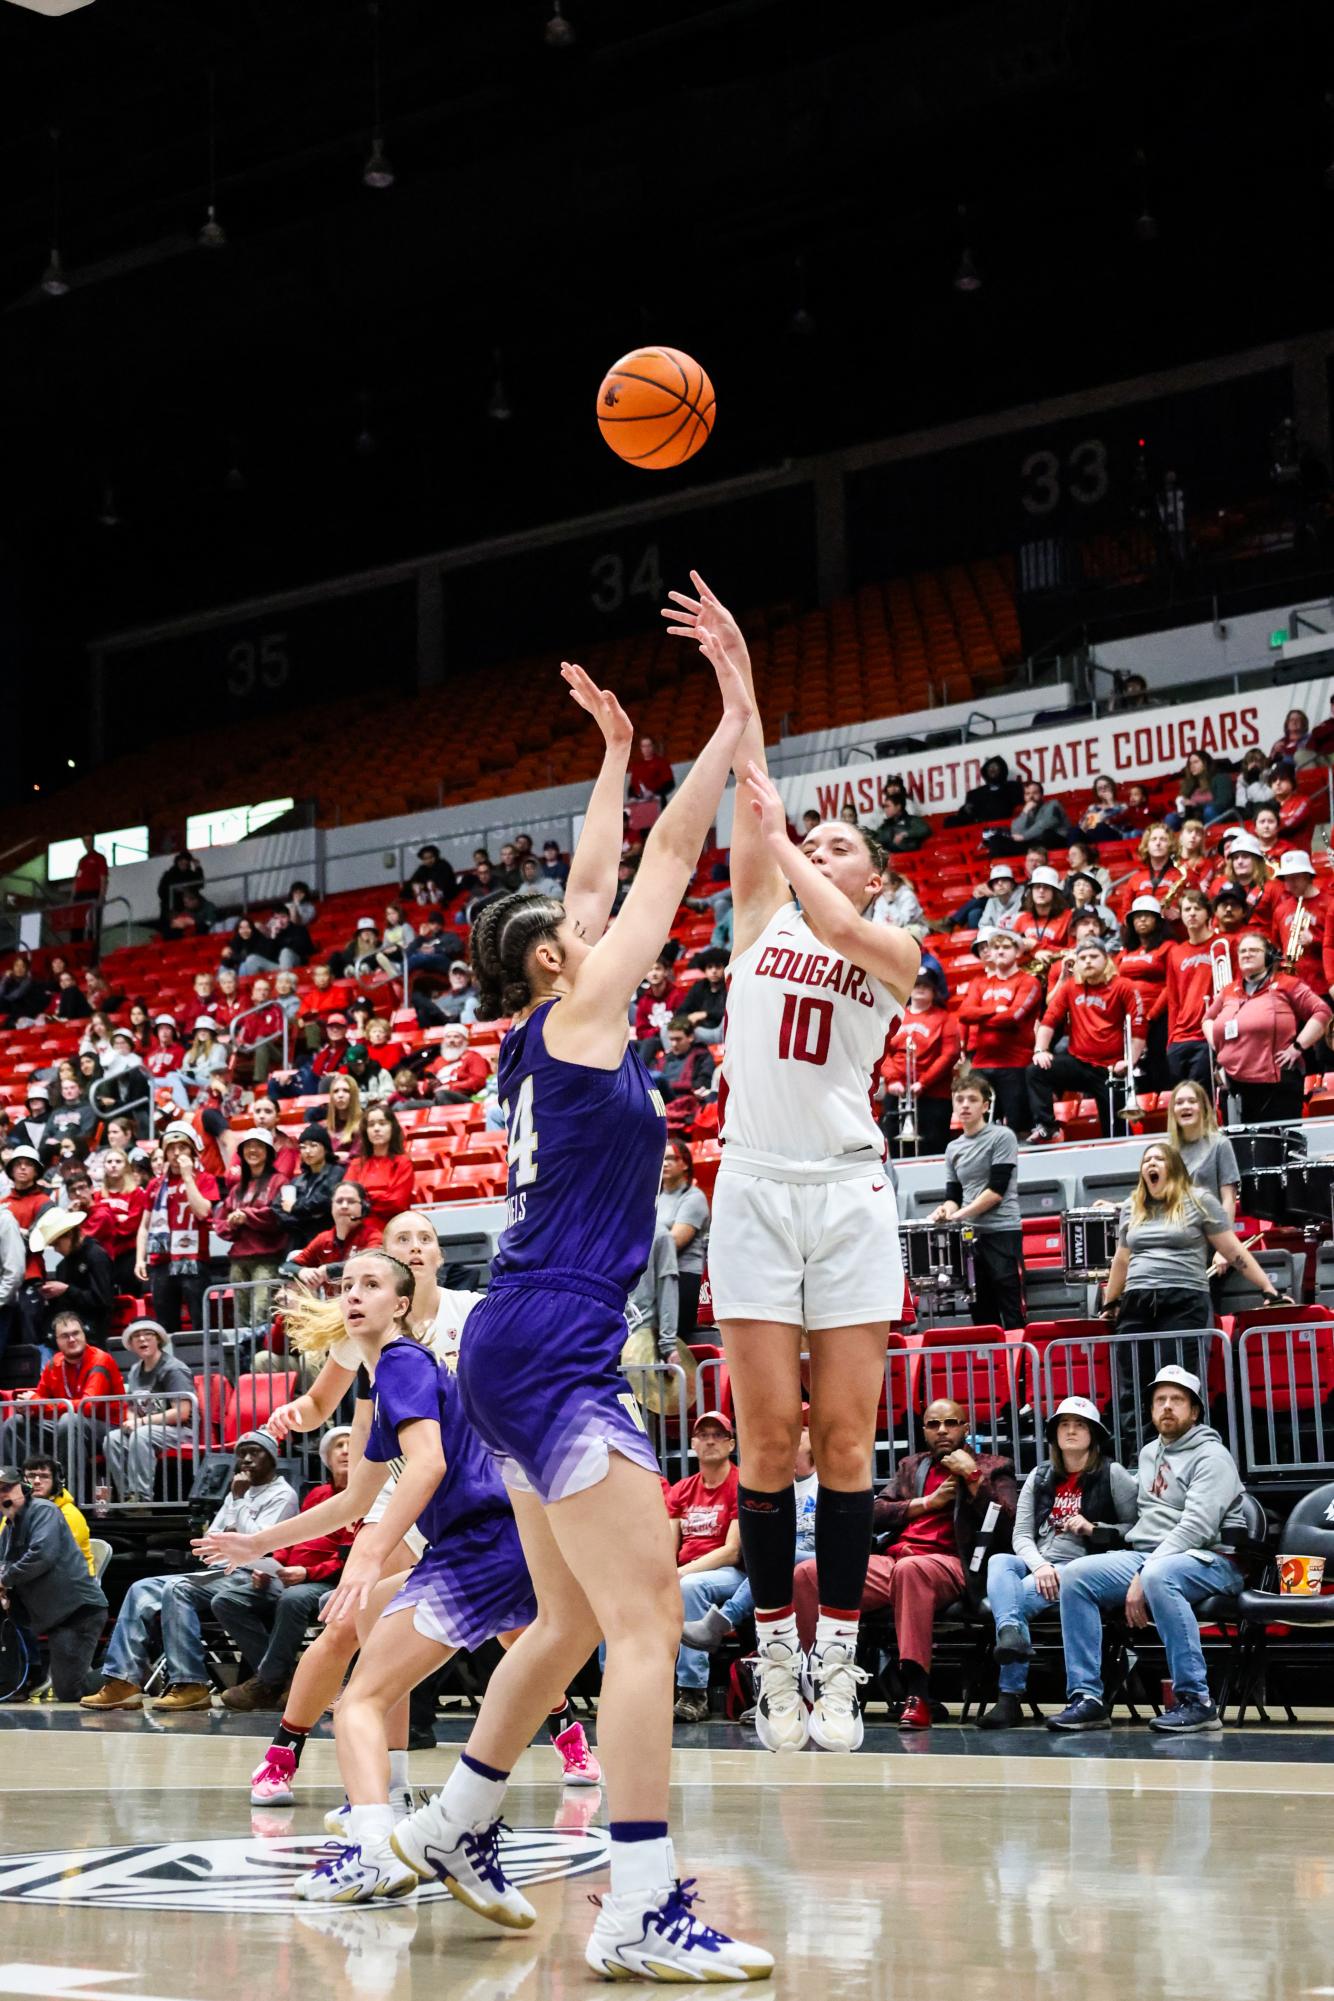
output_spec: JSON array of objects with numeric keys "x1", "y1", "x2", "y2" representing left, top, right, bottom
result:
[
  {"x1": 1117, "y1": 896, "x2": 1171, "y2": 1089},
  {"x1": 1164, "y1": 888, "x2": 1225, "y2": 1088},
  {"x1": 1026, "y1": 937, "x2": 1146, "y2": 1143},
  {"x1": 1114, "y1": 823, "x2": 1182, "y2": 918},
  {"x1": 1013, "y1": 866, "x2": 1071, "y2": 969},
  {"x1": 1272, "y1": 850, "x2": 1327, "y2": 989},
  {"x1": 1218, "y1": 833, "x2": 1283, "y2": 936},
  {"x1": 879, "y1": 965, "x2": 960, "y2": 1157},
  {"x1": 956, "y1": 928, "x2": 1041, "y2": 1134}
]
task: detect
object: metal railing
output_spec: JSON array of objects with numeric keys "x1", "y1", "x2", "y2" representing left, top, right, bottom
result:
[
  {"x1": 227, "y1": 995, "x2": 291, "y2": 1077},
  {"x1": 196, "y1": 1279, "x2": 353, "y2": 1489},
  {"x1": 1237, "y1": 1319, "x2": 1334, "y2": 1477},
  {"x1": 619, "y1": 1359, "x2": 694, "y2": 1486},
  {"x1": 1039, "y1": 1327, "x2": 1237, "y2": 1468},
  {"x1": 0, "y1": 1391, "x2": 201, "y2": 1509}
]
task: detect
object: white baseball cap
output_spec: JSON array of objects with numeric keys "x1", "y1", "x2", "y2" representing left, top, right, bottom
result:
[
  {"x1": 987, "y1": 862, "x2": 1015, "y2": 882},
  {"x1": 1044, "y1": 1395, "x2": 1112, "y2": 1444},
  {"x1": 193, "y1": 1015, "x2": 220, "y2": 1033},
  {"x1": 1129, "y1": 895, "x2": 1163, "y2": 916},
  {"x1": 1148, "y1": 1364, "x2": 1202, "y2": 1402}
]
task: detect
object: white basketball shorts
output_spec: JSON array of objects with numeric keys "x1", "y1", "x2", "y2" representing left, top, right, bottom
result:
[{"x1": 708, "y1": 1151, "x2": 905, "y2": 1330}]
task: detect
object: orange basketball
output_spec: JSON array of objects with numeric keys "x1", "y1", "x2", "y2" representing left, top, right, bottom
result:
[{"x1": 596, "y1": 346, "x2": 716, "y2": 470}]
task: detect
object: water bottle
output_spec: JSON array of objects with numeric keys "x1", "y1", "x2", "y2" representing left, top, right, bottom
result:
[{"x1": 93, "y1": 1485, "x2": 110, "y2": 1520}]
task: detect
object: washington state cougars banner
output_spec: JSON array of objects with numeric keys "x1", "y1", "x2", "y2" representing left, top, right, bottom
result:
[{"x1": 768, "y1": 673, "x2": 1334, "y2": 825}]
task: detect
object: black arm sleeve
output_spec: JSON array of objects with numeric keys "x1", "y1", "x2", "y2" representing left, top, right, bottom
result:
[
  {"x1": 986, "y1": 1165, "x2": 1016, "y2": 1196},
  {"x1": 945, "y1": 1178, "x2": 964, "y2": 1207}
]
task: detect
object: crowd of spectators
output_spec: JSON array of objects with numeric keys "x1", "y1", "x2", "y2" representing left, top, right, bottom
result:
[{"x1": 0, "y1": 697, "x2": 1330, "y2": 1731}]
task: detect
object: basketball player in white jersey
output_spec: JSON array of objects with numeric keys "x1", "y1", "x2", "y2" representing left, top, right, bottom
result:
[{"x1": 664, "y1": 573, "x2": 919, "y2": 1752}]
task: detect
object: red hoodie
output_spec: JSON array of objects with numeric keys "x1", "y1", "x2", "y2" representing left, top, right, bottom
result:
[
  {"x1": 1041, "y1": 975, "x2": 1145, "y2": 1065},
  {"x1": 957, "y1": 968, "x2": 1043, "y2": 1069}
]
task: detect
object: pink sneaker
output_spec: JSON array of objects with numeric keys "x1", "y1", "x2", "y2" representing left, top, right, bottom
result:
[
  {"x1": 553, "y1": 1720, "x2": 601, "y2": 1786},
  {"x1": 250, "y1": 1744, "x2": 297, "y2": 1806}
]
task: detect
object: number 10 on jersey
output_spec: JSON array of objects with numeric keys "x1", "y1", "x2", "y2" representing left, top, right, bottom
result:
[{"x1": 777, "y1": 992, "x2": 832, "y2": 1065}]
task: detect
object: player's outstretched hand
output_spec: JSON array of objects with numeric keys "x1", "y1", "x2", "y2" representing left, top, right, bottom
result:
[
  {"x1": 319, "y1": 1540, "x2": 379, "y2": 1626},
  {"x1": 743, "y1": 760, "x2": 789, "y2": 845},
  {"x1": 661, "y1": 570, "x2": 747, "y2": 666},
  {"x1": 191, "y1": 1528, "x2": 259, "y2": 1571},
  {"x1": 561, "y1": 660, "x2": 632, "y2": 751}
]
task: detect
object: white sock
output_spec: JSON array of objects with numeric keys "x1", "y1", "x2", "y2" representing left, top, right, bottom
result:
[
  {"x1": 439, "y1": 1757, "x2": 509, "y2": 1831},
  {"x1": 348, "y1": 1803, "x2": 395, "y2": 1849},
  {"x1": 814, "y1": 1612, "x2": 860, "y2": 1658},
  {"x1": 609, "y1": 1834, "x2": 676, "y2": 1901},
  {"x1": 755, "y1": 1611, "x2": 800, "y2": 1658},
  {"x1": 388, "y1": 1750, "x2": 410, "y2": 1792}
]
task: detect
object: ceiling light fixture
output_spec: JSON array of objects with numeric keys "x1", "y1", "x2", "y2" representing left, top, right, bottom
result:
[
  {"x1": 545, "y1": 1, "x2": 575, "y2": 48},
  {"x1": 488, "y1": 348, "x2": 513, "y2": 421},
  {"x1": 363, "y1": 2, "x2": 394, "y2": 189},
  {"x1": 1133, "y1": 148, "x2": 1158, "y2": 242},
  {"x1": 789, "y1": 253, "x2": 814, "y2": 336},
  {"x1": 4, "y1": 1, "x2": 97, "y2": 16},
  {"x1": 41, "y1": 126, "x2": 70, "y2": 297},
  {"x1": 952, "y1": 205, "x2": 982, "y2": 293},
  {"x1": 198, "y1": 71, "x2": 227, "y2": 248}
]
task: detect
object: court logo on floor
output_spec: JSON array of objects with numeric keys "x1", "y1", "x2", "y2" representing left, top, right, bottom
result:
[{"x1": 0, "y1": 1825, "x2": 609, "y2": 1912}]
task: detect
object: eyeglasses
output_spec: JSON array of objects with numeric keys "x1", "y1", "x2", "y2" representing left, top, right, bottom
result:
[{"x1": 922, "y1": 1418, "x2": 965, "y2": 1430}]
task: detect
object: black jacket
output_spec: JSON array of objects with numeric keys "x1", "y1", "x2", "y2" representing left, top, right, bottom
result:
[
  {"x1": 0, "y1": 976, "x2": 48, "y2": 1022},
  {"x1": 48, "y1": 1237, "x2": 116, "y2": 1340},
  {"x1": 0, "y1": 1496, "x2": 106, "y2": 1631},
  {"x1": 274, "y1": 1160, "x2": 347, "y2": 1248}
]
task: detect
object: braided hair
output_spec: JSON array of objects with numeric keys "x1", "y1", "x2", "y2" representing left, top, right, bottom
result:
[{"x1": 470, "y1": 892, "x2": 566, "y2": 1021}]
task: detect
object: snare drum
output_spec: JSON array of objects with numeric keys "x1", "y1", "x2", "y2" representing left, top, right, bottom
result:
[
  {"x1": 1286, "y1": 1158, "x2": 1334, "y2": 1224},
  {"x1": 1062, "y1": 1207, "x2": 1119, "y2": 1277},
  {"x1": 900, "y1": 1221, "x2": 973, "y2": 1291},
  {"x1": 1239, "y1": 1166, "x2": 1287, "y2": 1224},
  {"x1": 1227, "y1": 1126, "x2": 1307, "y2": 1175}
]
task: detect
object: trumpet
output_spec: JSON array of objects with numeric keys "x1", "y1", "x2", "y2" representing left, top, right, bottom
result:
[
  {"x1": 1209, "y1": 935, "x2": 1233, "y2": 996},
  {"x1": 1282, "y1": 896, "x2": 1312, "y2": 972},
  {"x1": 899, "y1": 1035, "x2": 919, "y2": 1154},
  {"x1": 1121, "y1": 1015, "x2": 1142, "y2": 1116}
]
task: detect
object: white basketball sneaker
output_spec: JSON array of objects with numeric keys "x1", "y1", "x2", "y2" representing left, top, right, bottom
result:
[
  {"x1": 753, "y1": 1637, "x2": 810, "y2": 1753},
  {"x1": 585, "y1": 1878, "x2": 775, "y2": 1982},
  {"x1": 389, "y1": 1800, "x2": 536, "y2": 1930},
  {"x1": 324, "y1": 1786, "x2": 414, "y2": 1838},
  {"x1": 295, "y1": 1840, "x2": 419, "y2": 1903},
  {"x1": 805, "y1": 1641, "x2": 868, "y2": 1752}
]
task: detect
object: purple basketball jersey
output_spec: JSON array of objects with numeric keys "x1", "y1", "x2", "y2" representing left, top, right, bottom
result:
[
  {"x1": 493, "y1": 998, "x2": 667, "y2": 1297},
  {"x1": 364, "y1": 1338, "x2": 514, "y2": 1546}
]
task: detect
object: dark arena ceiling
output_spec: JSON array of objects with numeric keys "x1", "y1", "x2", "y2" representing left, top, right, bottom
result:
[{"x1": 1, "y1": 0, "x2": 1334, "y2": 698}]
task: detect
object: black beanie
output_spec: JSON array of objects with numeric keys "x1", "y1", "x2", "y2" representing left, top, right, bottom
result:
[{"x1": 298, "y1": 1124, "x2": 332, "y2": 1152}]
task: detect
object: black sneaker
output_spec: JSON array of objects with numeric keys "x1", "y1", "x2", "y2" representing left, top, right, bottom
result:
[
  {"x1": 673, "y1": 1687, "x2": 709, "y2": 1724},
  {"x1": 978, "y1": 1692, "x2": 1024, "y2": 1731},
  {"x1": 1047, "y1": 1695, "x2": 1111, "y2": 1732},
  {"x1": 992, "y1": 1623, "x2": 1032, "y2": 1664},
  {"x1": 1149, "y1": 1695, "x2": 1221, "y2": 1735}
]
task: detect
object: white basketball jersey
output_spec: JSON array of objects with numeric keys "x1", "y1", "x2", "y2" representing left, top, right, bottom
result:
[
  {"x1": 331, "y1": 1287, "x2": 479, "y2": 1378},
  {"x1": 719, "y1": 902, "x2": 902, "y2": 1165}
]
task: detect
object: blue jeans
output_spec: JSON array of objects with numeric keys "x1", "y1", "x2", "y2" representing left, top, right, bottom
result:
[
  {"x1": 101, "y1": 1569, "x2": 251, "y2": 1688},
  {"x1": 986, "y1": 1553, "x2": 1062, "y2": 1693},
  {"x1": 677, "y1": 1566, "x2": 746, "y2": 1689},
  {"x1": 1057, "y1": 1548, "x2": 1244, "y2": 1703}
]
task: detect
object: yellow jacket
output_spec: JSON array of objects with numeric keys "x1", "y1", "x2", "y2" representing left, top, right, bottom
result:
[{"x1": 53, "y1": 1489, "x2": 95, "y2": 1576}]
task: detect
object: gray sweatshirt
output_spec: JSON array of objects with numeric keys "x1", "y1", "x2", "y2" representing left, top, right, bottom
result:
[
  {"x1": 1126, "y1": 1423, "x2": 1246, "y2": 1560},
  {"x1": 1011, "y1": 1461, "x2": 1139, "y2": 1571},
  {"x1": 0, "y1": 1495, "x2": 106, "y2": 1631}
]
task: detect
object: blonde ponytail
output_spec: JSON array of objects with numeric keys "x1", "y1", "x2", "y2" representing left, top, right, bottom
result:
[{"x1": 282, "y1": 1287, "x2": 348, "y2": 1357}]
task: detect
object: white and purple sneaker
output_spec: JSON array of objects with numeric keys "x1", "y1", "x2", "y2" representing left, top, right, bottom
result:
[{"x1": 586, "y1": 1877, "x2": 775, "y2": 1981}]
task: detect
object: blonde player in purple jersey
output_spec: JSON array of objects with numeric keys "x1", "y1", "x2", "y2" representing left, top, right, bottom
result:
[{"x1": 664, "y1": 573, "x2": 920, "y2": 1755}]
